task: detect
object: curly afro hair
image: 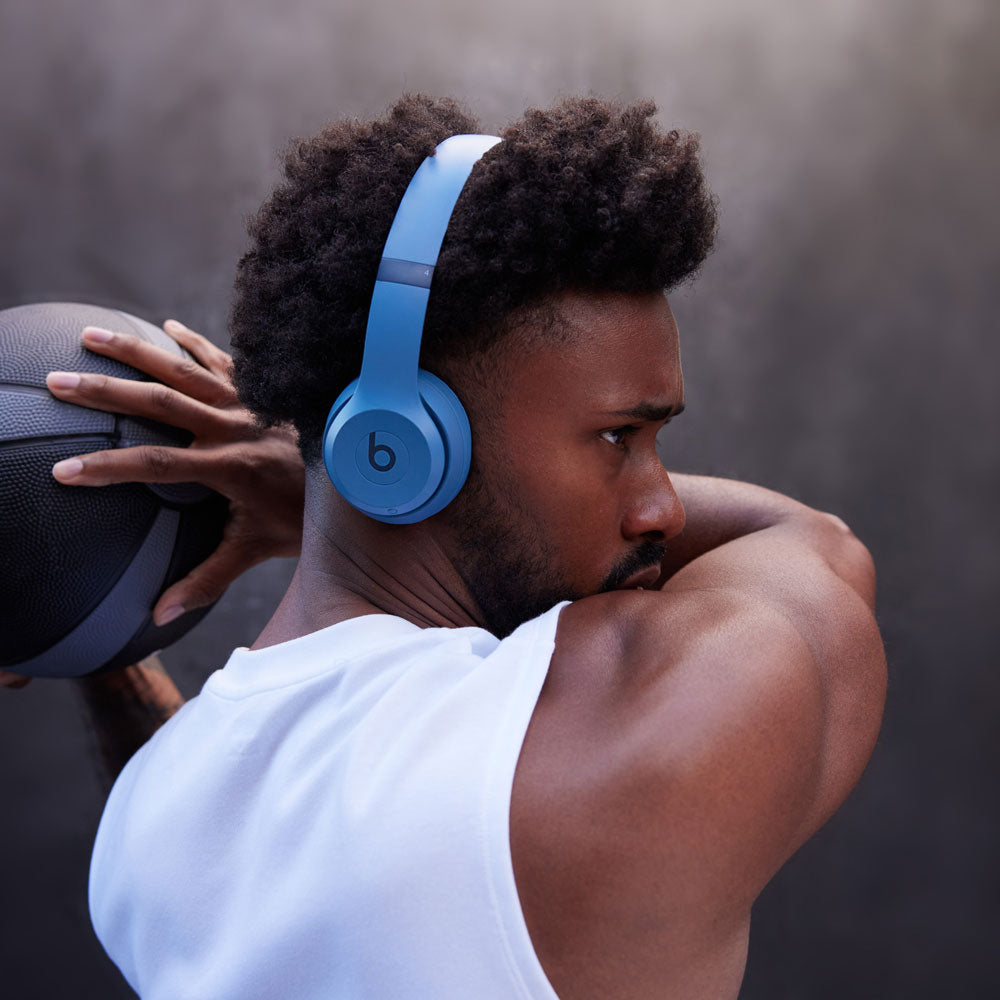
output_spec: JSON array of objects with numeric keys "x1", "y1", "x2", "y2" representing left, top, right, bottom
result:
[{"x1": 230, "y1": 94, "x2": 717, "y2": 465}]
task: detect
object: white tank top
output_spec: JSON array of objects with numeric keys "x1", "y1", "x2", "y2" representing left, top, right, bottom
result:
[{"x1": 90, "y1": 603, "x2": 569, "y2": 1000}]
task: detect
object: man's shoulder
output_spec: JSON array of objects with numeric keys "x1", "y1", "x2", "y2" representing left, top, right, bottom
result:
[
  {"x1": 520, "y1": 582, "x2": 880, "y2": 916},
  {"x1": 551, "y1": 585, "x2": 797, "y2": 691},
  {"x1": 513, "y1": 588, "x2": 793, "y2": 998}
]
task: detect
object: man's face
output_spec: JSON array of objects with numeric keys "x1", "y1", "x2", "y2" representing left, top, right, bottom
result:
[{"x1": 442, "y1": 291, "x2": 687, "y2": 637}]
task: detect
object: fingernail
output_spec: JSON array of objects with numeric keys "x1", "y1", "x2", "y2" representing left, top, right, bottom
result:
[
  {"x1": 164, "y1": 319, "x2": 185, "y2": 333},
  {"x1": 157, "y1": 605, "x2": 184, "y2": 626},
  {"x1": 52, "y1": 458, "x2": 84, "y2": 479},
  {"x1": 47, "y1": 371, "x2": 80, "y2": 390},
  {"x1": 82, "y1": 326, "x2": 114, "y2": 343}
]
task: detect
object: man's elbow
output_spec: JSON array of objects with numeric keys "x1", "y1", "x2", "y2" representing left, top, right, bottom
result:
[
  {"x1": 814, "y1": 511, "x2": 877, "y2": 610},
  {"x1": 820, "y1": 513, "x2": 875, "y2": 610}
]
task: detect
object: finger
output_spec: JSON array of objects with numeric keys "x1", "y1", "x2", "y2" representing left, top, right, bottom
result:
[
  {"x1": 153, "y1": 537, "x2": 260, "y2": 625},
  {"x1": 80, "y1": 325, "x2": 237, "y2": 407},
  {"x1": 0, "y1": 670, "x2": 32, "y2": 689},
  {"x1": 46, "y1": 369, "x2": 232, "y2": 437},
  {"x1": 162, "y1": 320, "x2": 235, "y2": 382},
  {"x1": 51, "y1": 442, "x2": 230, "y2": 490}
]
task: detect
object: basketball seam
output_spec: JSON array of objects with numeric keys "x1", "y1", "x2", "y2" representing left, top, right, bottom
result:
[
  {"x1": 5, "y1": 501, "x2": 162, "y2": 667},
  {"x1": 0, "y1": 434, "x2": 117, "y2": 451},
  {"x1": 0, "y1": 383, "x2": 58, "y2": 395}
]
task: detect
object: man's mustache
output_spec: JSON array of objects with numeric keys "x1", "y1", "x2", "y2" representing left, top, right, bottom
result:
[{"x1": 600, "y1": 540, "x2": 668, "y2": 592}]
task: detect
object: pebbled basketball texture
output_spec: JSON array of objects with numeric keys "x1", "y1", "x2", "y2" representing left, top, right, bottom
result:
[{"x1": 0, "y1": 302, "x2": 229, "y2": 678}]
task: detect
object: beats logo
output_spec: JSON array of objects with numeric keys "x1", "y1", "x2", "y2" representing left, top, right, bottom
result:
[
  {"x1": 354, "y1": 428, "x2": 406, "y2": 485},
  {"x1": 368, "y1": 432, "x2": 396, "y2": 472}
]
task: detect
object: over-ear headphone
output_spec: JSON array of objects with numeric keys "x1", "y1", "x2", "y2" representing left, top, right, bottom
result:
[{"x1": 322, "y1": 133, "x2": 501, "y2": 523}]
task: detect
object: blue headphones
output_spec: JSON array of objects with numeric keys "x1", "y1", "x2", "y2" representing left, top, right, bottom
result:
[{"x1": 322, "y1": 133, "x2": 502, "y2": 523}]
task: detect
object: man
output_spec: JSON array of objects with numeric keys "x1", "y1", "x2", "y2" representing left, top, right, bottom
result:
[{"x1": 36, "y1": 95, "x2": 885, "y2": 998}]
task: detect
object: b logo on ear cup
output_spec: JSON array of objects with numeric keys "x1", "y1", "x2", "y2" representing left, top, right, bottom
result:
[
  {"x1": 326, "y1": 399, "x2": 438, "y2": 513},
  {"x1": 368, "y1": 433, "x2": 396, "y2": 472},
  {"x1": 355, "y1": 429, "x2": 407, "y2": 485}
]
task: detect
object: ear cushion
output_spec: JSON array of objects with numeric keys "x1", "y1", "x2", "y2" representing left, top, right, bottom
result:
[
  {"x1": 409, "y1": 369, "x2": 472, "y2": 521},
  {"x1": 323, "y1": 369, "x2": 471, "y2": 523}
]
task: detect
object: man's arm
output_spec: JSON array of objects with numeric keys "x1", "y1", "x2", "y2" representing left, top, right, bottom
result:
[
  {"x1": 515, "y1": 474, "x2": 885, "y2": 988},
  {"x1": 74, "y1": 656, "x2": 186, "y2": 791},
  {"x1": 660, "y1": 472, "x2": 875, "y2": 605},
  {"x1": 646, "y1": 476, "x2": 884, "y2": 881},
  {"x1": 3, "y1": 322, "x2": 306, "y2": 783}
]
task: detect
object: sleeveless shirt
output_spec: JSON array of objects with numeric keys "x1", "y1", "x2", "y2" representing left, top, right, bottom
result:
[{"x1": 89, "y1": 603, "x2": 569, "y2": 999}]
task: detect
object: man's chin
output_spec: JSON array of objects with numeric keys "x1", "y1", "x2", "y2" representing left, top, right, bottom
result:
[{"x1": 471, "y1": 580, "x2": 583, "y2": 639}]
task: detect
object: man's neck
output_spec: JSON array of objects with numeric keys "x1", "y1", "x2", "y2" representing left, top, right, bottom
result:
[{"x1": 251, "y1": 487, "x2": 483, "y2": 650}]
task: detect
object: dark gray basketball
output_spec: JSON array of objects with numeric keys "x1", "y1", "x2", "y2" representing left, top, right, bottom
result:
[{"x1": 0, "y1": 302, "x2": 228, "y2": 678}]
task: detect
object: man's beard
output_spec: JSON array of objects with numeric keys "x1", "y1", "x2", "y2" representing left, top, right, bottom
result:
[{"x1": 445, "y1": 465, "x2": 667, "y2": 638}]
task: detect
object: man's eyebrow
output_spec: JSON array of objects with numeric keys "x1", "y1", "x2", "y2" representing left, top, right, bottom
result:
[{"x1": 602, "y1": 401, "x2": 686, "y2": 421}]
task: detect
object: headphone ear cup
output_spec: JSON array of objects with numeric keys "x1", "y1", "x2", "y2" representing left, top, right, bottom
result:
[
  {"x1": 412, "y1": 369, "x2": 472, "y2": 519},
  {"x1": 321, "y1": 372, "x2": 470, "y2": 523},
  {"x1": 322, "y1": 376, "x2": 359, "y2": 489}
]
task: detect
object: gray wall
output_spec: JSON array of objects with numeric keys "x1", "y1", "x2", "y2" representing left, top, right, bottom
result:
[{"x1": 1, "y1": 0, "x2": 997, "y2": 996}]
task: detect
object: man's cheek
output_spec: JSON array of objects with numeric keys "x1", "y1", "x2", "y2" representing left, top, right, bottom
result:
[{"x1": 517, "y1": 444, "x2": 584, "y2": 497}]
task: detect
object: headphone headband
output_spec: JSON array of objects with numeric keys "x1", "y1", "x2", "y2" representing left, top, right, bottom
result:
[
  {"x1": 380, "y1": 133, "x2": 502, "y2": 270},
  {"x1": 323, "y1": 133, "x2": 501, "y2": 523},
  {"x1": 356, "y1": 134, "x2": 501, "y2": 403}
]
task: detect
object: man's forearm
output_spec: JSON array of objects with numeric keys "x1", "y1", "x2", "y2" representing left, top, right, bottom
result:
[
  {"x1": 660, "y1": 473, "x2": 876, "y2": 607},
  {"x1": 659, "y1": 474, "x2": 814, "y2": 574},
  {"x1": 73, "y1": 655, "x2": 185, "y2": 792}
]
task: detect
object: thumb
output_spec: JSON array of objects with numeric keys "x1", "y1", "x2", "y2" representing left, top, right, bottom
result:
[{"x1": 152, "y1": 539, "x2": 263, "y2": 626}]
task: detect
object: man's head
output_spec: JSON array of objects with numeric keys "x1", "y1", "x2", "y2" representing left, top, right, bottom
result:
[
  {"x1": 441, "y1": 290, "x2": 688, "y2": 636},
  {"x1": 229, "y1": 94, "x2": 716, "y2": 633}
]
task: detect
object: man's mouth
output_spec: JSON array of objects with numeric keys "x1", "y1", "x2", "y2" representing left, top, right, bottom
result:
[
  {"x1": 599, "y1": 540, "x2": 668, "y2": 593},
  {"x1": 615, "y1": 565, "x2": 662, "y2": 590}
]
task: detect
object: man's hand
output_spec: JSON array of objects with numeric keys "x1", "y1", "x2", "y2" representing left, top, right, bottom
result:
[
  {"x1": 46, "y1": 319, "x2": 305, "y2": 626},
  {"x1": 0, "y1": 670, "x2": 31, "y2": 689}
]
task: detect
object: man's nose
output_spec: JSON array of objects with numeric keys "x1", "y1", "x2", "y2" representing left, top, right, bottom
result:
[{"x1": 621, "y1": 461, "x2": 686, "y2": 542}]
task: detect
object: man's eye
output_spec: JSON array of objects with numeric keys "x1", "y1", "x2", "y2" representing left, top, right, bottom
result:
[{"x1": 600, "y1": 426, "x2": 637, "y2": 448}]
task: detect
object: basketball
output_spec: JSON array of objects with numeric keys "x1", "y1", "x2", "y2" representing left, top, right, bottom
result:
[{"x1": 0, "y1": 302, "x2": 228, "y2": 678}]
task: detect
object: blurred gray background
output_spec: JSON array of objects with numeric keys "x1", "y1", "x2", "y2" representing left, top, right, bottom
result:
[{"x1": 1, "y1": 0, "x2": 997, "y2": 996}]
